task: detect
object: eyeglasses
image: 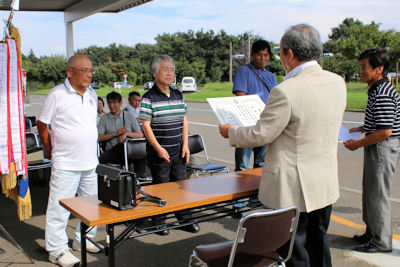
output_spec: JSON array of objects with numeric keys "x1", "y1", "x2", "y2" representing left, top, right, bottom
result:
[{"x1": 71, "y1": 67, "x2": 96, "y2": 75}]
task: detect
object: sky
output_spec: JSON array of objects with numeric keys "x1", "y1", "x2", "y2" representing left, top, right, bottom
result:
[{"x1": 0, "y1": 0, "x2": 399, "y2": 57}]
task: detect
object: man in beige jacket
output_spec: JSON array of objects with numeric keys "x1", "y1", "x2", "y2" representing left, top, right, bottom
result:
[{"x1": 219, "y1": 24, "x2": 346, "y2": 267}]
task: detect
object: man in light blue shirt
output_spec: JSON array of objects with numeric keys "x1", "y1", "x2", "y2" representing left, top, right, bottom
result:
[{"x1": 232, "y1": 40, "x2": 278, "y2": 171}]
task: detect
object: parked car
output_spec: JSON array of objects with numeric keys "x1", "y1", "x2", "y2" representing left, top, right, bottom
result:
[
  {"x1": 181, "y1": 77, "x2": 197, "y2": 92},
  {"x1": 111, "y1": 82, "x2": 133, "y2": 89},
  {"x1": 90, "y1": 82, "x2": 99, "y2": 89},
  {"x1": 144, "y1": 81, "x2": 155, "y2": 90}
]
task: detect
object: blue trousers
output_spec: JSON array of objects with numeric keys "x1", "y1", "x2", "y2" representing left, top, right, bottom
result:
[{"x1": 234, "y1": 145, "x2": 267, "y2": 171}]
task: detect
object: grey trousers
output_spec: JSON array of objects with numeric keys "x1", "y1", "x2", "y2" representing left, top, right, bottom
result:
[{"x1": 362, "y1": 137, "x2": 400, "y2": 250}]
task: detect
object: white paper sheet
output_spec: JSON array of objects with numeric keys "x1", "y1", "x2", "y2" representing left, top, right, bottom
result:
[
  {"x1": 207, "y1": 95, "x2": 265, "y2": 126},
  {"x1": 339, "y1": 125, "x2": 361, "y2": 142}
]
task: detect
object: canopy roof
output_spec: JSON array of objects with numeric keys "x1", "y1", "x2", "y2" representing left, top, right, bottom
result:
[
  {"x1": 0, "y1": 0, "x2": 152, "y2": 22},
  {"x1": 0, "y1": 0, "x2": 153, "y2": 57}
]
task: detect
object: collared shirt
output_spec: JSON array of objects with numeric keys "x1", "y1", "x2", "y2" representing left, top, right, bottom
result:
[
  {"x1": 284, "y1": 60, "x2": 318, "y2": 80},
  {"x1": 364, "y1": 78, "x2": 400, "y2": 137},
  {"x1": 139, "y1": 83, "x2": 187, "y2": 156},
  {"x1": 125, "y1": 104, "x2": 140, "y2": 118},
  {"x1": 232, "y1": 63, "x2": 278, "y2": 104},
  {"x1": 38, "y1": 78, "x2": 98, "y2": 170},
  {"x1": 98, "y1": 110, "x2": 141, "y2": 151}
]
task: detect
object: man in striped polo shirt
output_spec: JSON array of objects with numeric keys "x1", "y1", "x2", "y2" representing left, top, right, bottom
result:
[
  {"x1": 344, "y1": 48, "x2": 400, "y2": 253},
  {"x1": 140, "y1": 54, "x2": 200, "y2": 235}
]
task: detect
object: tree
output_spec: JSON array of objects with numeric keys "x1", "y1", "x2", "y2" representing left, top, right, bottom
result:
[
  {"x1": 127, "y1": 71, "x2": 137, "y2": 86},
  {"x1": 92, "y1": 66, "x2": 117, "y2": 85},
  {"x1": 323, "y1": 18, "x2": 398, "y2": 81},
  {"x1": 36, "y1": 56, "x2": 66, "y2": 84}
]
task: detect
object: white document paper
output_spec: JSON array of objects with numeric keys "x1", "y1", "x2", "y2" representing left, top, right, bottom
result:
[
  {"x1": 339, "y1": 125, "x2": 361, "y2": 142},
  {"x1": 207, "y1": 95, "x2": 265, "y2": 127}
]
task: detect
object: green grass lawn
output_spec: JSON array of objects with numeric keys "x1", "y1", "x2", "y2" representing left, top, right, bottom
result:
[
  {"x1": 29, "y1": 82, "x2": 371, "y2": 111},
  {"x1": 185, "y1": 81, "x2": 369, "y2": 111},
  {"x1": 30, "y1": 86, "x2": 144, "y2": 98}
]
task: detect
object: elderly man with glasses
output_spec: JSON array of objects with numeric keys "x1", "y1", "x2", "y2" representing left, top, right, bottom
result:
[{"x1": 37, "y1": 54, "x2": 101, "y2": 267}]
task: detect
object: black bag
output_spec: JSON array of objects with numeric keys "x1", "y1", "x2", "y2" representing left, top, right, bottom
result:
[
  {"x1": 97, "y1": 164, "x2": 136, "y2": 210},
  {"x1": 97, "y1": 164, "x2": 166, "y2": 210}
]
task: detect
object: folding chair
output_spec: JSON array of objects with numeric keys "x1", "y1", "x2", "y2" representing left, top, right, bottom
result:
[
  {"x1": 187, "y1": 134, "x2": 229, "y2": 178},
  {"x1": 189, "y1": 206, "x2": 299, "y2": 267},
  {"x1": 123, "y1": 138, "x2": 152, "y2": 185},
  {"x1": 25, "y1": 132, "x2": 52, "y2": 171}
]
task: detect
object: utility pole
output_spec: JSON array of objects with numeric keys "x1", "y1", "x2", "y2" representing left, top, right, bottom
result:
[
  {"x1": 248, "y1": 36, "x2": 251, "y2": 63},
  {"x1": 229, "y1": 41, "x2": 232, "y2": 83},
  {"x1": 397, "y1": 61, "x2": 399, "y2": 91}
]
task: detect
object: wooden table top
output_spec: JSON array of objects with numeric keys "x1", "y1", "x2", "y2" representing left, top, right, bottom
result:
[{"x1": 60, "y1": 168, "x2": 262, "y2": 227}]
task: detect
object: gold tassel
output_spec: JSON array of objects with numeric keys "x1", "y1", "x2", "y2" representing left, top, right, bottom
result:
[
  {"x1": 9, "y1": 24, "x2": 22, "y2": 64},
  {"x1": 1, "y1": 162, "x2": 17, "y2": 196},
  {"x1": 17, "y1": 187, "x2": 32, "y2": 221}
]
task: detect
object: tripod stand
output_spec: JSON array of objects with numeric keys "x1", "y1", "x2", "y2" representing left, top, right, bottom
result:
[{"x1": 0, "y1": 224, "x2": 34, "y2": 264}]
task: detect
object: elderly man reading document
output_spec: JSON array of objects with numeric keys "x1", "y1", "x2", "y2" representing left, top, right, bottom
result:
[{"x1": 219, "y1": 24, "x2": 346, "y2": 267}]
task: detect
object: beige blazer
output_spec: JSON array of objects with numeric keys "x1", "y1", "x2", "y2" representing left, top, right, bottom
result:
[{"x1": 229, "y1": 64, "x2": 346, "y2": 212}]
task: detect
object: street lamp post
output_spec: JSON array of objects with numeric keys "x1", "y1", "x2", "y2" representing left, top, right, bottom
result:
[
  {"x1": 229, "y1": 42, "x2": 232, "y2": 82},
  {"x1": 229, "y1": 41, "x2": 245, "y2": 82}
]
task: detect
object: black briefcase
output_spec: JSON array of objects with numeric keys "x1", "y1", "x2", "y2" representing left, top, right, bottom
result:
[{"x1": 96, "y1": 164, "x2": 136, "y2": 210}]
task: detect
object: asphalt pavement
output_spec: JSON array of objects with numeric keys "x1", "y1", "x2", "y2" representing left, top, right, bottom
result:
[{"x1": 0, "y1": 94, "x2": 399, "y2": 266}]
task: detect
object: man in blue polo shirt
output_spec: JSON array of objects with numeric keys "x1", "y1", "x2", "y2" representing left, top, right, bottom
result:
[{"x1": 232, "y1": 40, "x2": 278, "y2": 171}]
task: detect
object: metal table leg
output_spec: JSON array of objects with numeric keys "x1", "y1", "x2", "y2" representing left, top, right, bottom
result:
[
  {"x1": 106, "y1": 224, "x2": 115, "y2": 267},
  {"x1": 80, "y1": 223, "x2": 88, "y2": 267}
]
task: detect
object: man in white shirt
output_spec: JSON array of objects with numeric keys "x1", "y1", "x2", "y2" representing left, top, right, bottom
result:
[
  {"x1": 37, "y1": 54, "x2": 101, "y2": 267},
  {"x1": 125, "y1": 91, "x2": 141, "y2": 119}
]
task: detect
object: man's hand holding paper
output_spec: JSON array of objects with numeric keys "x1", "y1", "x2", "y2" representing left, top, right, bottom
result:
[
  {"x1": 339, "y1": 125, "x2": 361, "y2": 142},
  {"x1": 219, "y1": 124, "x2": 232, "y2": 138}
]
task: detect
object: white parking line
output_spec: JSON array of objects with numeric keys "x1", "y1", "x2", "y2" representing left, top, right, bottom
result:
[
  {"x1": 342, "y1": 120, "x2": 363, "y2": 124},
  {"x1": 189, "y1": 120, "x2": 363, "y2": 128},
  {"x1": 189, "y1": 108, "x2": 213, "y2": 112},
  {"x1": 188, "y1": 122, "x2": 218, "y2": 127},
  {"x1": 340, "y1": 186, "x2": 400, "y2": 203}
]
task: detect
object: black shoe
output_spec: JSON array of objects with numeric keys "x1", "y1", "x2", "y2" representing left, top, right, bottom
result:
[
  {"x1": 355, "y1": 242, "x2": 392, "y2": 253},
  {"x1": 180, "y1": 223, "x2": 200, "y2": 233},
  {"x1": 152, "y1": 218, "x2": 169, "y2": 236},
  {"x1": 155, "y1": 226, "x2": 169, "y2": 236},
  {"x1": 353, "y1": 233, "x2": 370, "y2": 243}
]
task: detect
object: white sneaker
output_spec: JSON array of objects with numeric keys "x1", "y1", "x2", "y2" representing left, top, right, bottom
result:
[
  {"x1": 49, "y1": 249, "x2": 80, "y2": 267},
  {"x1": 72, "y1": 239, "x2": 103, "y2": 253}
]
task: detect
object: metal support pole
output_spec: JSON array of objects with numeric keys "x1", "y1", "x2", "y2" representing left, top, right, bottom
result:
[
  {"x1": 65, "y1": 22, "x2": 74, "y2": 59},
  {"x1": 0, "y1": 224, "x2": 34, "y2": 264}
]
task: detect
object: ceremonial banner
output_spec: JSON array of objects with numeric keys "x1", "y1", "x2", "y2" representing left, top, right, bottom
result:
[
  {"x1": 0, "y1": 41, "x2": 9, "y2": 173},
  {"x1": 0, "y1": 39, "x2": 26, "y2": 175},
  {"x1": 0, "y1": 37, "x2": 31, "y2": 220}
]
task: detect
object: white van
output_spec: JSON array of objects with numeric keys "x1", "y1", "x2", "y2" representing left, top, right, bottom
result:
[{"x1": 181, "y1": 77, "x2": 197, "y2": 92}]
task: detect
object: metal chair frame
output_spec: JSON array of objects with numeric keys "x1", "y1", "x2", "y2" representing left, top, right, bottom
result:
[
  {"x1": 187, "y1": 134, "x2": 229, "y2": 178},
  {"x1": 189, "y1": 206, "x2": 299, "y2": 267},
  {"x1": 123, "y1": 137, "x2": 152, "y2": 185},
  {"x1": 26, "y1": 132, "x2": 52, "y2": 171}
]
